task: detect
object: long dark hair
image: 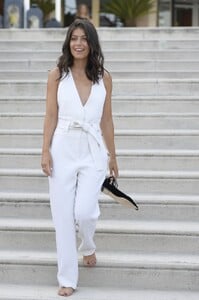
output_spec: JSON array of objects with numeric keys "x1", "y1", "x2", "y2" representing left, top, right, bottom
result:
[{"x1": 57, "y1": 18, "x2": 104, "y2": 83}]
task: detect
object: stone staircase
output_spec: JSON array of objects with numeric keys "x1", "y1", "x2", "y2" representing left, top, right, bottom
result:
[{"x1": 0, "y1": 27, "x2": 199, "y2": 299}]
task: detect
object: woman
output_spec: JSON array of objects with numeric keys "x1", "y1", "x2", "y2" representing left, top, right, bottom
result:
[{"x1": 41, "y1": 18, "x2": 118, "y2": 297}]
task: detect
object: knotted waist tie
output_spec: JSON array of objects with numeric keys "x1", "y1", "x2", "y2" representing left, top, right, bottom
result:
[{"x1": 56, "y1": 117, "x2": 107, "y2": 171}]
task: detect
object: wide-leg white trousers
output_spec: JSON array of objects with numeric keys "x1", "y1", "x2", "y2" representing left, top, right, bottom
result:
[{"x1": 48, "y1": 128, "x2": 107, "y2": 289}]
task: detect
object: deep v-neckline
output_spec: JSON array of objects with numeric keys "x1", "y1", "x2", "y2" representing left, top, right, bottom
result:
[{"x1": 70, "y1": 69, "x2": 93, "y2": 108}]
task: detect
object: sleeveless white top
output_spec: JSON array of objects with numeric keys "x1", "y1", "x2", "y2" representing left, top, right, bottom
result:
[{"x1": 55, "y1": 69, "x2": 107, "y2": 170}]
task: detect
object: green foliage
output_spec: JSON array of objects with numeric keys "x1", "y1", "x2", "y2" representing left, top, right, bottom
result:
[{"x1": 102, "y1": 0, "x2": 155, "y2": 26}]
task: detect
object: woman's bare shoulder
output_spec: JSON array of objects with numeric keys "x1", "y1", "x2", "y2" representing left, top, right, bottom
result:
[
  {"x1": 103, "y1": 69, "x2": 112, "y2": 90},
  {"x1": 103, "y1": 69, "x2": 112, "y2": 81},
  {"x1": 48, "y1": 67, "x2": 60, "y2": 82}
]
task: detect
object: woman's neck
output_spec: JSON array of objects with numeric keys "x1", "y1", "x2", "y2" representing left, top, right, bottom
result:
[{"x1": 72, "y1": 59, "x2": 87, "y2": 73}]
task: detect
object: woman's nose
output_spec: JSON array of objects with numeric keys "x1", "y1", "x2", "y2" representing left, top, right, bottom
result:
[{"x1": 76, "y1": 37, "x2": 82, "y2": 45}]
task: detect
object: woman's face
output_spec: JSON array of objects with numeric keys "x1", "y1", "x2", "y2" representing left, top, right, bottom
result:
[{"x1": 70, "y1": 28, "x2": 90, "y2": 61}]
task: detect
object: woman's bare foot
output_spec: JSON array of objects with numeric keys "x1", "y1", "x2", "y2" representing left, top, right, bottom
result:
[
  {"x1": 58, "y1": 287, "x2": 74, "y2": 297},
  {"x1": 83, "y1": 252, "x2": 97, "y2": 267}
]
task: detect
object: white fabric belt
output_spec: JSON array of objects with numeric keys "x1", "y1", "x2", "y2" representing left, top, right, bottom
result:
[{"x1": 56, "y1": 118, "x2": 106, "y2": 170}]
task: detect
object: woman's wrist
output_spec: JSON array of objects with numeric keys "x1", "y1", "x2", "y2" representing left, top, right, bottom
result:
[
  {"x1": 108, "y1": 153, "x2": 116, "y2": 159},
  {"x1": 42, "y1": 148, "x2": 50, "y2": 154}
]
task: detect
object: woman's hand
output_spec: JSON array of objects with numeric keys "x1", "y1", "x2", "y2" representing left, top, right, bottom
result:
[
  {"x1": 109, "y1": 156, "x2": 119, "y2": 178},
  {"x1": 41, "y1": 150, "x2": 53, "y2": 176}
]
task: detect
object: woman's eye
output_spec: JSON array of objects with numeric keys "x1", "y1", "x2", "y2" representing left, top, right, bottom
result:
[{"x1": 70, "y1": 36, "x2": 87, "y2": 42}]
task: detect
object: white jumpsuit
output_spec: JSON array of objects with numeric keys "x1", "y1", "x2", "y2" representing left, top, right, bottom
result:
[{"x1": 48, "y1": 69, "x2": 108, "y2": 289}]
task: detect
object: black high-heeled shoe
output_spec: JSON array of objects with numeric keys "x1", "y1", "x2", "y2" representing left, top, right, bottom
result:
[{"x1": 101, "y1": 176, "x2": 138, "y2": 210}]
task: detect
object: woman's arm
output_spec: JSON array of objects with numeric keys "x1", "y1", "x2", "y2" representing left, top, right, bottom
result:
[
  {"x1": 41, "y1": 67, "x2": 59, "y2": 176},
  {"x1": 101, "y1": 71, "x2": 118, "y2": 177}
]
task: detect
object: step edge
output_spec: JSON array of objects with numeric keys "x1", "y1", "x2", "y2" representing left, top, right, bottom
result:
[
  {"x1": 0, "y1": 218, "x2": 199, "y2": 236},
  {"x1": 0, "y1": 250, "x2": 198, "y2": 270}
]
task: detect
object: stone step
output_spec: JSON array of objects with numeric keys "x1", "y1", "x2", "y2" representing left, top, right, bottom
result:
[
  {"x1": 105, "y1": 149, "x2": 199, "y2": 170},
  {"x1": 1, "y1": 60, "x2": 199, "y2": 72},
  {"x1": 112, "y1": 96, "x2": 199, "y2": 114},
  {"x1": 110, "y1": 71, "x2": 199, "y2": 79},
  {"x1": 1, "y1": 49, "x2": 199, "y2": 60},
  {"x1": 1, "y1": 96, "x2": 199, "y2": 114},
  {"x1": 1, "y1": 129, "x2": 199, "y2": 150},
  {"x1": 106, "y1": 61, "x2": 199, "y2": 72},
  {"x1": 1, "y1": 79, "x2": 199, "y2": 97},
  {"x1": 1, "y1": 284, "x2": 198, "y2": 300},
  {"x1": 0, "y1": 218, "x2": 199, "y2": 254},
  {"x1": 99, "y1": 40, "x2": 199, "y2": 50},
  {"x1": 1, "y1": 27, "x2": 199, "y2": 40},
  {"x1": 1, "y1": 192, "x2": 199, "y2": 222},
  {"x1": 0, "y1": 50, "x2": 62, "y2": 60},
  {"x1": 0, "y1": 97, "x2": 45, "y2": 113},
  {"x1": 1, "y1": 70, "x2": 199, "y2": 80},
  {"x1": 0, "y1": 113, "x2": 44, "y2": 129},
  {"x1": 1, "y1": 39, "x2": 199, "y2": 51},
  {"x1": 0, "y1": 168, "x2": 199, "y2": 194},
  {"x1": 0, "y1": 250, "x2": 199, "y2": 290},
  {"x1": 1, "y1": 148, "x2": 199, "y2": 171},
  {"x1": 1, "y1": 112, "x2": 199, "y2": 130}
]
